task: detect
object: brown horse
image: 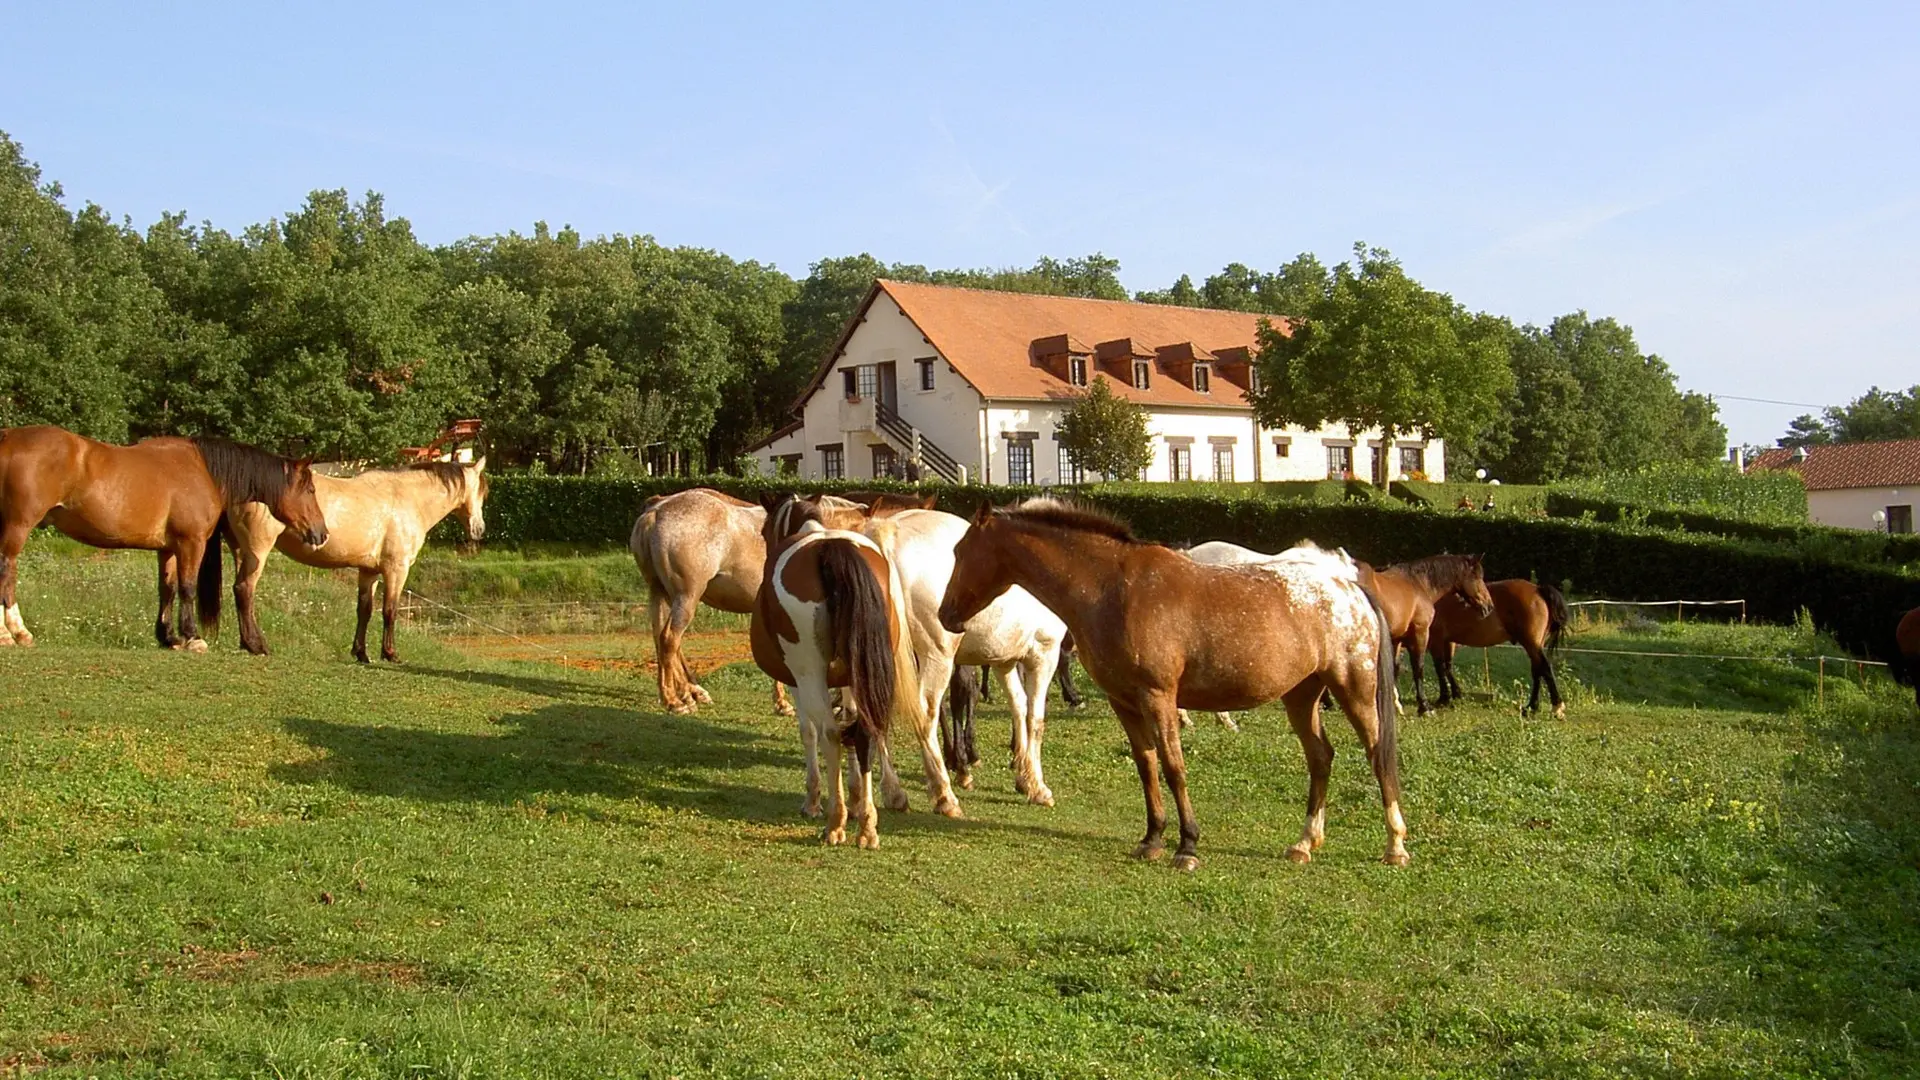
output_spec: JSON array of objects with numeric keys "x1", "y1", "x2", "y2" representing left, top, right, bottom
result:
[
  {"x1": 1429, "y1": 579, "x2": 1570, "y2": 717},
  {"x1": 938, "y1": 499, "x2": 1405, "y2": 870},
  {"x1": 1897, "y1": 607, "x2": 1919, "y2": 711},
  {"x1": 750, "y1": 494, "x2": 929, "y2": 847},
  {"x1": 226, "y1": 459, "x2": 488, "y2": 661},
  {"x1": 629, "y1": 488, "x2": 932, "y2": 715},
  {"x1": 1366, "y1": 553, "x2": 1495, "y2": 715},
  {"x1": 0, "y1": 425, "x2": 327, "y2": 651}
]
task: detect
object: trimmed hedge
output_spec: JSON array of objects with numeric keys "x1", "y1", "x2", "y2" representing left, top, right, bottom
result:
[
  {"x1": 447, "y1": 474, "x2": 1920, "y2": 668},
  {"x1": 1546, "y1": 492, "x2": 1920, "y2": 567}
]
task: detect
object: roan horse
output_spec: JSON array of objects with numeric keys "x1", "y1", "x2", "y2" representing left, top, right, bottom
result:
[
  {"x1": 630, "y1": 488, "x2": 933, "y2": 715},
  {"x1": 0, "y1": 425, "x2": 327, "y2": 651},
  {"x1": 1429, "y1": 579, "x2": 1571, "y2": 717},
  {"x1": 938, "y1": 499, "x2": 1406, "y2": 870},
  {"x1": 749, "y1": 494, "x2": 929, "y2": 848},
  {"x1": 1365, "y1": 553, "x2": 1495, "y2": 715},
  {"x1": 226, "y1": 459, "x2": 489, "y2": 661}
]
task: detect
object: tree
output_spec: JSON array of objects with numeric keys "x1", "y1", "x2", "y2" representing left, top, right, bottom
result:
[
  {"x1": 1250, "y1": 243, "x2": 1513, "y2": 484},
  {"x1": 1777, "y1": 385, "x2": 1920, "y2": 447},
  {"x1": 1137, "y1": 254, "x2": 1330, "y2": 316},
  {"x1": 1056, "y1": 378, "x2": 1153, "y2": 482}
]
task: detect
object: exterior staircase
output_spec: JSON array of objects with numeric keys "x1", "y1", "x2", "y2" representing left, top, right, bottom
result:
[{"x1": 876, "y1": 403, "x2": 963, "y2": 483}]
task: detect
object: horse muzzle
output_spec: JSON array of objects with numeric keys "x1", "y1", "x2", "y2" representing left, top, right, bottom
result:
[
  {"x1": 937, "y1": 604, "x2": 968, "y2": 635},
  {"x1": 304, "y1": 526, "x2": 330, "y2": 548}
]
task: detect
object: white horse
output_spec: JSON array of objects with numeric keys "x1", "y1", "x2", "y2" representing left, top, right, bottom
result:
[{"x1": 867, "y1": 508, "x2": 1068, "y2": 810}]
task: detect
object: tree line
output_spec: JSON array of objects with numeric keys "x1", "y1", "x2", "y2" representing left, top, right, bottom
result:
[
  {"x1": 1776, "y1": 385, "x2": 1920, "y2": 448},
  {"x1": 1, "y1": 131, "x2": 1725, "y2": 482}
]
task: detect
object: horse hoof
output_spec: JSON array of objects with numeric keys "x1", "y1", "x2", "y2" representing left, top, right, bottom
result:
[
  {"x1": 184, "y1": 638, "x2": 209, "y2": 655},
  {"x1": 934, "y1": 796, "x2": 964, "y2": 819},
  {"x1": 0, "y1": 634, "x2": 13, "y2": 647},
  {"x1": 774, "y1": 704, "x2": 796, "y2": 718},
  {"x1": 1028, "y1": 787, "x2": 1055, "y2": 808},
  {"x1": 800, "y1": 801, "x2": 823, "y2": 819},
  {"x1": 1172, "y1": 854, "x2": 1199, "y2": 873},
  {"x1": 1012, "y1": 774, "x2": 1032, "y2": 797},
  {"x1": 957, "y1": 773, "x2": 975, "y2": 791},
  {"x1": 1132, "y1": 842, "x2": 1165, "y2": 862},
  {"x1": 689, "y1": 685, "x2": 713, "y2": 704},
  {"x1": 1552, "y1": 704, "x2": 1567, "y2": 720},
  {"x1": 382, "y1": 653, "x2": 401, "y2": 664},
  {"x1": 668, "y1": 702, "x2": 698, "y2": 716},
  {"x1": 1217, "y1": 713, "x2": 1240, "y2": 732},
  {"x1": 824, "y1": 827, "x2": 846, "y2": 846},
  {"x1": 857, "y1": 830, "x2": 880, "y2": 850},
  {"x1": 1177, "y1": 709, "x2": 1194, "y2": 728},
  {"x1": 1286, "y1": 844, "x2": 1313, "y2": 864},
  {"x1": 1382, "y1": 851, "x2": 1411, "y2": 867}
]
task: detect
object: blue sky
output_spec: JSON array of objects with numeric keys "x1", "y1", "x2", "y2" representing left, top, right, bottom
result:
[{"x1": 5, "y1": 2, "x2": 1915, "y2": 448}]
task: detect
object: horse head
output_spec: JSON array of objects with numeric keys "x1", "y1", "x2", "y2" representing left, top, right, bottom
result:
[
  {"x1": 939, "y1": 501, "x2": 1014, "y2": 633},
  {"x1": 274, "y1": 459, "x2": 330, "y2": 548},
  {"x1": 759, "y1": 492, "x2": 824, "y2": 547},
  {"x1": 457, "y1": 457, "x2": 489, "y2": 542},
  {"x1": 1456, "y1": 553, "x2": 1494, "y2": 617}
]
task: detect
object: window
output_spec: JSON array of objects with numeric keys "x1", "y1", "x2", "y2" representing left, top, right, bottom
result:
[
  {"x1": 1193, "y1": 364, "x2": 1211, "y2": 394},
  {"x1": 820, "y1": 445, "x2": 844, "y2": 479},
  {"x1": 1057, "y1": 443, "x2": 1084, "y2": 484},
  {"x1": 1132, "y1": 360, "x2": 1152, "y2": 390},
  {"x1": 1068, "y1": 354, "x2": 1088, "y2": 387},
  {"x1": 1890, "y1": 504, "x2": 1914, "y2": 534},
  {"x1": 1169, "y1": 445, "x2": 1192, "y2": 482},
  {"x1": 1326, "y1": 444, "x2": 1353, "y2": 478},
  {"x1": 917, "y1": 358, "x2": 936, "y2": 391},
  {"x1": 842, "y1": 369, "x2": 857, "y2": 399},
  {"x1": 872, "y1": 445, "x2": 899, "y2": 479},
  {"x1": 856, "y1": 364, "x2": 879, "y2": 400},
  {"x1": 1007, "y1": 440, "x2": 1035, "y2": 485},
  {"x1": 1398, "y1": 445, "x2": 1425, "y2": 478},
  {"x1": 1273, "y1": 437, "x2": 1291, "y2": 458},
  {"x1": 1212, "y1": 443, "x2": 1234, "y2": 482},
  {"x1": 776, "y1": 454, "x2": 800, "y2": 476},
  {"x1": 1249, "y1": 367, "x2": 1261, "y2": 394}
]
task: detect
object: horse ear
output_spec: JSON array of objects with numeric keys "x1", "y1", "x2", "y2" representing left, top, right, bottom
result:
[
  {"x1": 918, "y1": 494, "x2": 938, "y2": 510},
  {"x1": 971, "y1": 501, "x2": 993, "y2": 526},
  {"x1": 759, "y1": 491, "x2": 784, "y2": 512},
  {"x1": 473, "y1": 456, "x2": 487, "y2": 474}
]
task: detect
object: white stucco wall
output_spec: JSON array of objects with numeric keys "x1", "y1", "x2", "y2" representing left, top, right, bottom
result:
[{"x1": 1807, "y1": 486, "x2": 1917, "y2": 532}]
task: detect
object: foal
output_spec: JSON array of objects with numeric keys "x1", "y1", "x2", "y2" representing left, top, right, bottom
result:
[{"x1": 939, "y1": 499, "x2": 1406, "y2": 870}]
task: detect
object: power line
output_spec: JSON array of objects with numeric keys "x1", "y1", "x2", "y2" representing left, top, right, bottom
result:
[{"x1": 1707, "y1": 393, "x2": 1826, "y2": 409}]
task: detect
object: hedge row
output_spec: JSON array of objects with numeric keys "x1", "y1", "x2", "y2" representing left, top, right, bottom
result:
[
  {"x1": 1546, "y1": 491, "x2": 1920, "y2": 566},
  {"x1": 1552, "y1": 461, "x2": 1809, "y2": 523},
  {"x1": 446, "y1": 474, "x2": 1920, "y2": 668}
]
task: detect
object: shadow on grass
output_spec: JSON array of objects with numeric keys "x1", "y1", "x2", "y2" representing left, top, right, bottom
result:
[{"x1": 382, "y1": 662, "x2": 634, "y2": 704}]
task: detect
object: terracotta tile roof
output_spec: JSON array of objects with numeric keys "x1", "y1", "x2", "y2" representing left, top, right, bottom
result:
[
  {"x1": 1748, "y1": 437, "x2": 1920, "y2": 490},
  {"x1": 796, "y1": 280, "x2": 1286, "y2": 411}
]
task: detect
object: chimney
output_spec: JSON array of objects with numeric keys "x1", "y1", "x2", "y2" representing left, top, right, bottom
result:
[
  {"x1": 1791, "y1": 445, "x2": 1808, "y2": 463},
  {"x1": 1728, "y1": 446, "x2": 1744, "y2": 472}
]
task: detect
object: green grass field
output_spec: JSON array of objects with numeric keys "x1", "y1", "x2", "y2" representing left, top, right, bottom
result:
[{"x1": 3, "y1": 542, "x2": 1918, "y2": 1077}]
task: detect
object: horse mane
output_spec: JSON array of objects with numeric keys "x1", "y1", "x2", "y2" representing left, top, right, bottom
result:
[
  {"x1": 768, "y1": 495, "x2": 825, "y2": 540},
  {"x1": 401, "y1": 460, "x2": 477, "y2": 496},
  {"x1": 999, "y1": 497, "x2": 1142, "y2": 544},
  {"x1": 189, "y1": 437, "x2": 300, "y2": 504},
  {"x1": 1389, "y1": 553, "x2": 1479, "y2": 593}
]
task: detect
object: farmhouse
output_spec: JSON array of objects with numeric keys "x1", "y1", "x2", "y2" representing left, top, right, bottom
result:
[
  {"x1": 749, "y1": 280, "x2": 1445, "y2": 485},
  {"x1": 1748, "y1": 437, "x2": 1920, "y2": 533}
]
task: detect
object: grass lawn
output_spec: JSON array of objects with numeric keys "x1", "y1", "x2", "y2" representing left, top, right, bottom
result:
[{"x1": 2, "y1": 542, "x2": 1918, "y2": 1077}]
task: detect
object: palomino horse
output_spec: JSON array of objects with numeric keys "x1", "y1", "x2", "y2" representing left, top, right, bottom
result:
[
  {"x1": 226, "y1": 460, "x2": 488, "y2": 661},
  {"x1": 0, "y1": 425, "x2": 327, "y2": 652},
  {"x1": 1365, "y1": 554, "x2": 1495, "y2": 715},
  {"x1": 867, "y1": 506, "x2": 1067, "y2": 808},
  {"x1": 1896, "y1": 607, "x2": 1919, "y2": 711},
  {"x1": 629, "y1": 488, "x2": 933, "y2": 715},
  {"x1": 939, "y1": 499, "x2": 1406, "y2": 870},
  {"x1": 749, "y1": 494, "x2": 930, "y2": 848},
  {"x1": 1429, "y1": 579, "x2": 1570, "y2": 717}
]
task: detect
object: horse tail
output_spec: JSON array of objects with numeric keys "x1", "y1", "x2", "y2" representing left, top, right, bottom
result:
[
  {"x1": 1539, "y1": 581, "x2": 1571, "y2": 655},
  {"x1": 1357, "y1": 578, "x2": 1400, "y2": 794},
  {"x1": 196, "y1": 513, "x2": 226, "y2": 637},
  {"x1": 865, "y1": 518, "x2": 930, "y2": 743},
  {"x1": 817, "y1": 538, "x2": 898, "y2": 742}
]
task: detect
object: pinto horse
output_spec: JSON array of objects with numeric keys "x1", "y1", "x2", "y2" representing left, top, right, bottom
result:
[
  {"x1": 0, "y1": 425, "x2": 327, "y2": 651},
  {"x1": 1367, "y1": 554, "x2": 1495, "y2": 715},
  {"x1": 1429, "y1": 579, "x2": 1570, "y2": 717},
  {"x1": 630, "y1": 489, "x2": 931, "y2": 715},
  {"x1": 750, "y1": 494, "x2": 929, "y2": 848},
  {"x1": 1896, "y1": 607, "x2": 1919, "y2": 711},
  {"x1": 938, "y1": 499, "x2": 1406, "y2": 870},
  {"x1": 227, "y1": 459, "x2": 488, "y2": 661}
]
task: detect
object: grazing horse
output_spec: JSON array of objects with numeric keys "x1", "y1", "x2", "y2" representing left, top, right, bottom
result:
[
  {"x1": 938, "y1": 499, "x2": 1406, "y2": 870},
  {"x1": 749, "y1": 494, "x2": 929, "y2": 847},
  {"x1": 1897, "y1": 607, "x2": 1920, "y2": 711},
  {"x1": 226, "y1": 459, "x2": 489, "y2": 661},
  {"x1": 1366, "y1": 554, "x2": 1495, "y2": 715},
  {"x1": 1429, "y1": 579, "x2": 1570, "y2": 717},
  {"x1": 0, "y1": 425, "x2": 327, "y2": 651},
  {"x1": 630, "y1": 488, "x2": 931, "y2": 715},
  {"x1": 867, "y1": 507, "x2": 1067, "y2": 807}
]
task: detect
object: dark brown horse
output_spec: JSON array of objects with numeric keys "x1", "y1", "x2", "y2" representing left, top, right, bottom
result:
[
  {"x1": 1429, "y1": 579, "x2": 1570, "y2": 717},
  {"x1": 1367, "y1": 554, "x2": 1494, "y2": 715},
  {"x1": 1897, "y1": 607, "x2": 1919, "y2": 711},
  {"x1": 0, "y1": 425, "x2": 327, "y2": 651},
  {"x1": 938, "y1": 499, "x2": 1405, "y2": 870}
]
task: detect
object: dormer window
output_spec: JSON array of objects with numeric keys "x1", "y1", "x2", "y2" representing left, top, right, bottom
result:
[
  {"x1": 1193, "y1": 363, "x2": 1211, "y2": 394},
  {"x1": 1249, "y1": 367, "x2": 1261, "y2": 394},
  {"x1": 1068, "y1": 354, "x2": 1088, "y2": 387},
  {"x1": 1132, "y1": 360, "x2": 1152, "y2": 390}
]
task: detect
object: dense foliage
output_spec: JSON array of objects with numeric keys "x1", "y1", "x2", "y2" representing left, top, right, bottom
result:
[
  {"x1": 1778, "y1": 384, "x2": 1920, "y2": 447},
  {"x1": 1552, "y1": 461, "x2": 1809, "y2": 523},
  {"x1": 1055, "y1": 379, "x2": 1154, "y2": 481}
]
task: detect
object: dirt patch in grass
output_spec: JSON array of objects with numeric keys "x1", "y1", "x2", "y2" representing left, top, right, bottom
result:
[
  {"x1": 446, "y1": 629, "x2": 755, "y2": 675},
  {"x1": 172, "y1": 943, "x2": 424, "y2": 986}
]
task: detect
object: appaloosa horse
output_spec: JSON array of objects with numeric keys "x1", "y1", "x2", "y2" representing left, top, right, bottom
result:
[
  {"x1": 0, "y1": 425, "x2": 327, "y2": 651},
  {"x1": 1367, "y1": 553, "x2": 1495, "y2": 715},
  {"x1": 749, "y1": 494, "x2": 932, "y2": 847},
  {"x1": 226, "y1": 459, "x2": 488, "y2": 661},
  {"x1": 939, "y1": 499, "x2": 1406, "y2": 870},
  {"x1": 630, "y1": 488, "x2": 932, "y2": 714},
  {"x1": 1429, "y1": 579, "x2": 1570, "y2": 717}
]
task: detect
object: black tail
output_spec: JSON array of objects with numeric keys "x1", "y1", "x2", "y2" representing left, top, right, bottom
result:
[
  {"x1": 196, "y1": 513, "x2": 226, "y2": 638},
  {"x1": 1358, "y1": 579, "x2": 1400, "y2": 795},
  {"x1": 817, "y1": 539, "x2": 894, "y2": 740},
  {"x1": 1539, "y1": 581, "x2": 1570, "y2": 654}
]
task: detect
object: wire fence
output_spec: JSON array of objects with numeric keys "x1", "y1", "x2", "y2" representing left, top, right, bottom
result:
[{"x1": 1566, "y1": 598, "x2": 1748, "y2": 621}]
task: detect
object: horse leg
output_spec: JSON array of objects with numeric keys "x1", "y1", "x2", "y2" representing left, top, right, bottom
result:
[
  {"x1": 1013, "y1": 655, "x2": 1055, "y2": 807},
  {"x1": 1409, "y1": 626, "x2": 1432, "y2": 716},
  {"x1": 1215, "y1": 711, "x2": 1239, "y2": 731},
  {"x1": 154, "y1": 551, "x2": 181, "y2": 649},
  {"x1": 1146, "y1": 694, "x2": 1201, "y2": 872},
  {"x1": 1327, "y1": 668, "x2": 1411, "y2": 867},
  {"x1": 0, "y1": 521, "x2": 31, "y2": 646},
  {"x1": 646, "y1": 588, "x2": 686, "y2": 712},
  {"x1": 379, "y1": 562, "x2": 409, "y2": 662},
  {"x1": 819, "y1": 712, "x2": 847, "y2": 846},
  {"x1": 1111, "y1": 699, "x2": 1167, "y2": 862},
  {"x1": 171, "y1": 536, "x2": 209, "y2": 653},
  {"x1": 1053, "y1": 648, "x2": 1084, "y2": 709},
  {"x1": 352, "y1": 569, "x2": 378, "y2": 663},
  {"x1": 868, "y1": 696, "x2": 912, "y2": 812},
  {"x1": 794, "y1": 682, "x2": 828, "y2": 818},
  {"x1": 233, "y1": 539, "x2": 269, "y2": 656},
  {"x1": 1282, "y1": 681, "x2": 1335, "y2": 863},
  {"x1": 663, "y1": 594, "x2": 704, "y2": 712},
  {"x1": 1432, "y1": 640, "x2": 1457, "y2": 707},
  {"x1": 1522, "y1": 646, "x2": 1546, "y2": 715},
  {"x1": 845, "y1": 724, "x2": 879, "y2": 850},
  {"x1": 1176, "y1": 709, "x2": 1194, "y2": 728},
  {"x1": 771, "y1": 681, "x2": 794, "y2": 717},
  {"x1": 1539, "y1": 646, "x2": 1567, "y2": 719}
]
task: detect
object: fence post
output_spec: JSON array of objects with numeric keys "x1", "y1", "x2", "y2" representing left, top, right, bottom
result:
[{"x1": 1818, "y1": 656, "x2": 1825, "y2": 708}]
